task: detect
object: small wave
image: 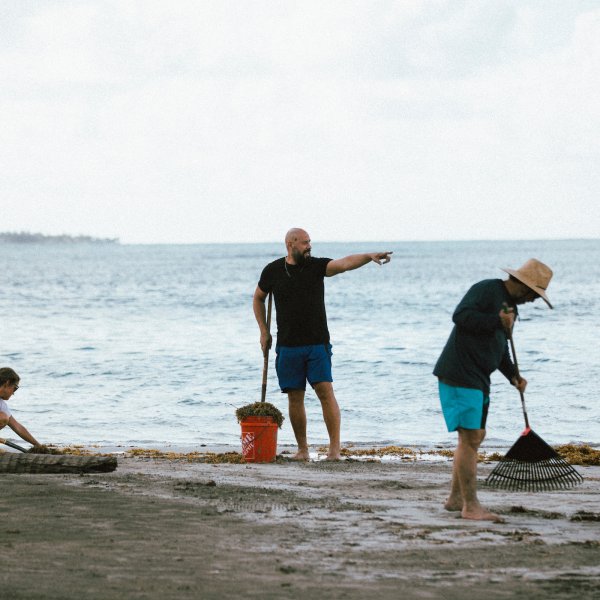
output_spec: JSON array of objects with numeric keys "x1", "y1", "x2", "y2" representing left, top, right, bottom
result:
[
  {"x1": 176, "y1": 398, "x2": 220, "y2": 406},
  {"x1": 398, "y1": 360, "x2": 431, "y2": 366},
  {"x1": 45, "y1": 371, "x2": 76, "y2": 378}
]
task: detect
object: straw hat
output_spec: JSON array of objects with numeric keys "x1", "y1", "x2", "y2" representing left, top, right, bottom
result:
[{"x1": 501, "y1": 258, "x2": 553, "y2": 309}]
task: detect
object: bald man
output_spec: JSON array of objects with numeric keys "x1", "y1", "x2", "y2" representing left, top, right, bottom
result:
[{"x1": 253, "y1": 228, "x2": 392, "y2": 461}]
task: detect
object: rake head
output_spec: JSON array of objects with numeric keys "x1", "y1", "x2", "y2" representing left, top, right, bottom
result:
[{"x1": 485, "y1": 428, "x2": 583, "y2": 492}]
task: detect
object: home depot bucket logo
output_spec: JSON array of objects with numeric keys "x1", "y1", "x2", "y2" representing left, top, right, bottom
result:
[{"x1": 242, "y1": 432, "x2": 255, "y2": 459}]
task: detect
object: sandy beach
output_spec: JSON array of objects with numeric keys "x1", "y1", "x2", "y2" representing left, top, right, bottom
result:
[{"x1": 1, "y1": 451, "x2": 599, "y2": 599}]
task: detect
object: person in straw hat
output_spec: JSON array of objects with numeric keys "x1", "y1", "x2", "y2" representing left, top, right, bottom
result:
[{"x1": 433, "y1": 259, "x2": 553, "y2": 522}]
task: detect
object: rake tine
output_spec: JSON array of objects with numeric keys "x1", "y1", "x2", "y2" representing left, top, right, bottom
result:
[
  {"x1": 486, "y1": 455, "x2": 583, "y2": 492},
  {"x1": 485, "y1": 332, "x2": 583, "y2": 493}
]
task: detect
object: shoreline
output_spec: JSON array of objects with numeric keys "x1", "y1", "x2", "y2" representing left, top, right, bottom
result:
[
  {"x1": 3, "y1": 440, "x2": 600, "y2": 465},
  {"x1": 2, "y1": 455, "x2": 599, "y2": 599}
]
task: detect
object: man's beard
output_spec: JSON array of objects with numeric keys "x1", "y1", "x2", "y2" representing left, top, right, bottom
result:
[{"x1": 293, "y1": 248, "x2": 311, "y2": 266}]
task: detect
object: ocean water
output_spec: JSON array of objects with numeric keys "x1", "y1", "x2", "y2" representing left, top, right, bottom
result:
[{"x1": 1, "y1": 239, "x2": 598, "y2": 450}]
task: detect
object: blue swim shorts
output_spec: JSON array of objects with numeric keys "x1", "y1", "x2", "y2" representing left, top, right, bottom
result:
[
  {"x1": 439, "y1": 381, "x2": 490, "y2": 432},
  {"x1": 275, "y1": 344, "x2": 333, "y2": 392}
]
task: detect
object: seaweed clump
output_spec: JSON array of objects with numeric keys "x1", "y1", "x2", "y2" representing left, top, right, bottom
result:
[
  {"x1": 485, "y1": 452, "x2": 504, "y2": 462},
  {"x1": 314, "y1": 446, "x2": 459, "y2": 461},
  {"x1": 27, "y1": 445, "x2": 108, "y2": 456},
  {"x1": 202, "y1": 452, "x2": 246, "y2": 464},
  {"x1": 235, "y1": 402, "x2": 284, "y2": 428},
  {"x1": 339, "y1": 446, "x2": 418, "y2": 459},
  {"x1": 125, "y1": 448, "x2": 245, "y2": 464},
  {"x1": 27, "y1": 445, "x2": 67, "y2": 455},
  {"x1": 484, "y1": 444, "x2": 600, "y2": 466},
  {"x1": 555, "y1": 444, "x2": 600, "y2": 466}
]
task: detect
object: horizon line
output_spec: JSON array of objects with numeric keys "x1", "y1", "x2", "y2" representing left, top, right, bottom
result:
[{"x1": 118, "y1": 236, "x2": 599, "y2": 245}]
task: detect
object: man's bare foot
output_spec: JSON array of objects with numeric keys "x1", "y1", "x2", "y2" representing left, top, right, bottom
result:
[
  {"x1": 444, "y1": 497, "x2": 463, "y2": 512},
  {"x1": 290, "y1": 450, "x2": 310, "y2": 461},
  {"x1": 461, "y1": 507, "x2": 505, "y2": 523}
]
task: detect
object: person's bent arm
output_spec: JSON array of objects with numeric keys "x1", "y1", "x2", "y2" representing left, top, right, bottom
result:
[
  {"x1": 0, "y1": 410, "x2": 9, "y2": 429},
  {"x1": 326, "y1": 252, "x2": 392, "y2": 277},
  {"x1": 253, "y1": 285, "x2": 272, "y2": 356},
  {"x1": 8, "y1": 416, "x2": 40, "y2": 446}
]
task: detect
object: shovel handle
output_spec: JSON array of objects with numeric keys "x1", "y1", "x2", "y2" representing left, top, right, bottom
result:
[
  {"x1": 260, "y1": 292, "x2": 273, "y2": 403},
  {"x1": 0, "y1": 438, "x2": 28, "y2": 452}
]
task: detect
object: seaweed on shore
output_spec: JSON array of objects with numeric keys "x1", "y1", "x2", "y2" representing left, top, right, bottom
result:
[
  {"x1": 27, "y1": 445, "x2": 65, "y2": 455},
  {"x1": 485, "y1": 444, "x2": 600, "y2": 466},
  {"x1": 485, "y1": 452, "x2": 504, "y2": 462},
  {"x1": 322, "y1": 444, "x2": 600, "y2": 465},
  {"x1": 338, "y1": 446, "x2": 418, "y2": 459},
  {"x1": 570, "y1": 510, "x2": 600, "y2": 522},
  {"x1": 27, "y1": 445, "x2": 112, "y2": 457},
  {"x1": 554, "y1": 444, "x2": 600, "y2": 466},
  {"x1": 323, "y1": 446, "x2": 457, "y2": 460},
  {"x1": 24, "y1": 442, "x2": 598, "y2": 466},
  {"x1": 201, "y1": 452, "x2": 246, "y2": 464},
  {"x1": 125, "y1": 448, "x2": 246, "y2": 463}
]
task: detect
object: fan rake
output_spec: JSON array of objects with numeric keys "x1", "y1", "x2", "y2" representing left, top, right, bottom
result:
[{"x1": 485, "y1": 333, "x2": 583, "y2": 492}]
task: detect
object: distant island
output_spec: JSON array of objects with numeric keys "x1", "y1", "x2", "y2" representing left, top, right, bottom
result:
[{"x1": 0, "y1": 232, "x2": 119, "y2": 244}]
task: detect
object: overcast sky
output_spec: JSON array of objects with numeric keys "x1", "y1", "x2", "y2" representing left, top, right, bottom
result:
[{"x1": 2, "y1": 1, "x2": 599, "y2": 244}]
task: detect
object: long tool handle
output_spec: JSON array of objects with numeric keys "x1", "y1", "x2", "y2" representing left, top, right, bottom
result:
[
  {"x1": 260, "y1": 292, "x2": 273, "y2": 403},
  {"x1": 507, "y1": 331, "x2": 530, "y2": 430},
  {"x1": 0, "y1": 437, "x2": 27, "y2": 452}
]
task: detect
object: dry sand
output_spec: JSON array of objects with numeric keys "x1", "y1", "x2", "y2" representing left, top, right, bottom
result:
[{"x1": 1, "y1": 453, "x2": 599, "y2": 599}]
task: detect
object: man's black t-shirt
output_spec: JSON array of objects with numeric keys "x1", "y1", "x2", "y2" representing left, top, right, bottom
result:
[{"x1": 258, "y1": 257, "x2": 332, "y2": 347}]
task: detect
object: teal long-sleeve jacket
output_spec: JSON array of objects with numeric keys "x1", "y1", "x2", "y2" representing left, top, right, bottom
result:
[{"x1": 433, "y1": 279, "x2": 517, "y2": 396}]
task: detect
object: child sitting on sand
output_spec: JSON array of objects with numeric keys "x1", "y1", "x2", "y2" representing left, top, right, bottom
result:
[{"x1": 0, "y1": 367, "x2": 41, "y2": 448}]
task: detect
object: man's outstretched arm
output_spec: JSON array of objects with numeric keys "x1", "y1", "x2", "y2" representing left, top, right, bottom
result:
[{"x1": 326, "y1": 252, "x2": 392, "y2": 277}]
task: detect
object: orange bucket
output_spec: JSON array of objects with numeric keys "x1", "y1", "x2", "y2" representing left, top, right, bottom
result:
[{"x1": 240, "y1": 416, "x2": 278, "y2": 463}]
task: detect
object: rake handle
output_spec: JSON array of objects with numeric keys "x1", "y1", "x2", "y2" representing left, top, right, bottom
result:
[
  {"x1": 0, "y1": 437, "x2": 28, "y2": 452},
  {"x1": 260, "y1": 292, "x2": 273, "y2": 403},
  {"x1": 507, "y1": 331, "x2": 530, "y2": 430}
]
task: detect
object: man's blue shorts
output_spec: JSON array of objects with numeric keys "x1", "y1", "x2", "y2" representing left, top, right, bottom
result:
[
  {"x1": 439, "y1": 381, "x2": 489, "y2": 431},
  {"x1": 275, "y1": 344, "x2": 333, "y2": 392}
]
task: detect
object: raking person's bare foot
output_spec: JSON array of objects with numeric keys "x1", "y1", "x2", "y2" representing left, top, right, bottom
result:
[
  {"x1": 444, "y1": 497, "x2": 463, "y2": 512},
  {"x1": 461, "y1": 506, "x2": 505, "y2": 523}
]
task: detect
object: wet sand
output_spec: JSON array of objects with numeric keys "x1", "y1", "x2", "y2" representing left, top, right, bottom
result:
[{"x1": 1, "y1": 455, "x2": 599, "y2": 599}]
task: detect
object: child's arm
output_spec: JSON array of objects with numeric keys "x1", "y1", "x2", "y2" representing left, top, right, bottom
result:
[{"x1": 8, "y1": 415, "x2": 40, "y2": 446}]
